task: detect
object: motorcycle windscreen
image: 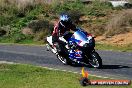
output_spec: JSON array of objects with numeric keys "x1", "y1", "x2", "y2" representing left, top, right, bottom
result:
[{"x1": 73, "y1": 30, "x2": 88, "y2": 42}]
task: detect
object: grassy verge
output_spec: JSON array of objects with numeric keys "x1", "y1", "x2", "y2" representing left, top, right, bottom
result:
[
  {"x1": 0, "y1": 38, "x2": 44, "y2": 45},
  {"x1": 0, "y1": 63, "x2": 131, "y2": 88},
  {"x1": 95, "y1": 43, "x2": 132, "y2": 52}
]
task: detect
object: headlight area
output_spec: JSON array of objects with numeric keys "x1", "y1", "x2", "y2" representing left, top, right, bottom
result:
[
  {"x1": 89, "y1": 38, "x2": 95, "y2": 47},
  {"x1": 83, "y1": 43, "x2": 89, "y2": 48},
  {"x1": 83, "y1": 40, "x2": 95, "y2": 48}
]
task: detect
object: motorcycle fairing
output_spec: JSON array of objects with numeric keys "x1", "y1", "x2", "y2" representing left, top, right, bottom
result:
[
  {"x1": 47, "y1": 36, "x2": 53, "y2": 45},
  {"x1": 69, "y1": 49, "x2": 82, "y2": 61},
  {"x1": 70, "y1": 30, "x2": 90, "y2": 46}
]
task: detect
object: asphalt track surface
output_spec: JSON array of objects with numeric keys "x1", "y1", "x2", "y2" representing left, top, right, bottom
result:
[{"x1": 0, "y1": 44, "x2": 132, "y2": 79}]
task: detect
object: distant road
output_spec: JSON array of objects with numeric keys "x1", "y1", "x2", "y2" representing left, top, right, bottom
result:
[{"x1": 0, "y1": 44, "x2": 132, "y2": 79}]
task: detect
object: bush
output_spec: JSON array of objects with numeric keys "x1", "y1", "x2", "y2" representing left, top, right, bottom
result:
[
  {"x1": 12, "y1": 33, "x2": 33, "y2": 43},
  {"x1": 0, "y1": 2, "x2": 19, "y2": 27},
  {"x1": 85, "y1": 0, "x2": 113, "y2": 17},
  {"x1": 0, "y1": 29, "x2": 6, "y2": 36},
  {"x1": 105, "y1": 9, "x2": 132, "y2": 36},
  {"x1": 52, "y1": 0, "x2": 84, "y2": 13},
  {"x1": 34, "y1": 30, "x2": 49, "y2": 41},
  {"x1": 27, "y1": 20, "x2": 52, "y2": 33},
  {"x1": 27, "y1": 19, "x2": 53, "y2": 41},
  {"x1": 68, "y1": 10, "x2": 84, "y2": 24},
  {"x1": 88, "y1": 24, "x2": 105, "y2": 36},
  {"x1": 52, "y1": 0, "x2": 85, "y2": 23},
  {"x1": 0, "y1": 0, "x2": 54, "y2": 42}
]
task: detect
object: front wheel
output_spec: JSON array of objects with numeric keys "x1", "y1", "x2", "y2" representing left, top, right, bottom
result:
[{"x1": 89, "y1": 52, "x2": 102, "y2": 68}]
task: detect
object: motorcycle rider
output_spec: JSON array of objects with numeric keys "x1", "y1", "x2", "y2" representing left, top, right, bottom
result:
[{"x1": 52, "y1": 13, "x2": 76, "y2": 57}]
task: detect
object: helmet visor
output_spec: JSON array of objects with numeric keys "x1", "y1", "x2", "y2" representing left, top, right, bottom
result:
[{"x1": 61, "y1": 20, "x2": 72, "y2": 26}]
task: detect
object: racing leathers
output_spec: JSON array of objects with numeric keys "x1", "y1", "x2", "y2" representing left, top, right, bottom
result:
[{"x1": 52, "y1": 21, "x2": 76, "y2": 56}]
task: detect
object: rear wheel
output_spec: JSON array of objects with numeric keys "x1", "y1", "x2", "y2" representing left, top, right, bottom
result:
[{"x1": 89, "y1": 52, "x2": 102, "y2": 68}]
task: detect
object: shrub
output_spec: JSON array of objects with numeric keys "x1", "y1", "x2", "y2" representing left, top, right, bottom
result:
[
  {"x1": 0, "y1": 29, "x2": 6, "y2": 36},
  {"x1": 85, "y1": 0, "x2": 113, "y2": 17},
  {"x1": 34, "y1": 30, "x2": 49, "y2": 41},
  {"x1": 27, "y1": 20, "x2": 50, "y2": 33},
  {"x1": 68, "y1": 10, "x2": 84, "y2": 24},
  {"x1": 0, "y1": 25, "x2": 11, "y2": 36},
  {"x1": 52, "y1": 0, "x2": 85, "y2": 23},
  {"x1": 0, "y1": 0, "x2": 54, "y2": 42},
  {"x1": 0, "y1": 1, "x2": 19, "y2": 27},
  {"x1": 11, "y1": 33, "x2": 33, "y2": 43},
  {"x1": 85, "y1": 23, "x2": 106, "y2": 36},
  {"x1": 27, "y1": 20, "x2": 53, "y2": 41},
  {"x1": 105, "y1": 9, "x2": 132, "y2": 36}
]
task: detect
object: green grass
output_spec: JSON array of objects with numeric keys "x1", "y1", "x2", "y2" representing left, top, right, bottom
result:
[
  {"x1": 96, "y1": 43, "x2": 132, "y2": 52},
  {"x1": 0, "y1": 63, "x2": 131, "y2": 88},
  {"x1": 0, "y1": 37, "x2": 44, "y2": 45},
  {"x1": 17, "y1": 39, "x2": 44, "y2": 45}
]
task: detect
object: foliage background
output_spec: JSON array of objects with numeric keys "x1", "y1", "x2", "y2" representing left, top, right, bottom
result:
[{"x1": 0, "y1": 0, "x2": 132, "y2": 44}]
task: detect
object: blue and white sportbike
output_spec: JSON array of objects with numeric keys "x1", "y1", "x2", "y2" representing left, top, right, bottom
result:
[{"x1": 46, "y1": 28, "x2": 102, "y2": 68}]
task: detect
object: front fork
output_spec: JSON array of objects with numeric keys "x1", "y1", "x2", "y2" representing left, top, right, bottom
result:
[{"x1": 83, "y1": 49, "x2": 95, "y2": 62}]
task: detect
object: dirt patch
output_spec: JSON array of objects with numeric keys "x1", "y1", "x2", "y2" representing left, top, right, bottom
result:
[{"x1": 95, "y1": 32, "x2": 132, "y2": 46}]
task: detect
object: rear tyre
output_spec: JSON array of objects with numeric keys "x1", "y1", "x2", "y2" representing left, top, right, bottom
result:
[{"x1": 89, "y1": 52, "x2": 102, "y2": 68}]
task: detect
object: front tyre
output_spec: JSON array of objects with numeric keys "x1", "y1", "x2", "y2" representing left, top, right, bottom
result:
[{"x1": 89, "y1": 52, "x2": 102, "y2": 68}]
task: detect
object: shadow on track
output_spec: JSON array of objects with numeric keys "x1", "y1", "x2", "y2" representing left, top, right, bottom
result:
[
  {"x1": 101, "y1": 65, "x2": 131, "y2": 69},
  {"x1": 71, "y1": 63, "x2": 131, "y2": 69}
]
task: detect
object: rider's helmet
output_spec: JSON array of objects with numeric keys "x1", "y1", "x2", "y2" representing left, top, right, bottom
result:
[{"x1": 59, "y1": 14, "x2": 72, "y2": 28}]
